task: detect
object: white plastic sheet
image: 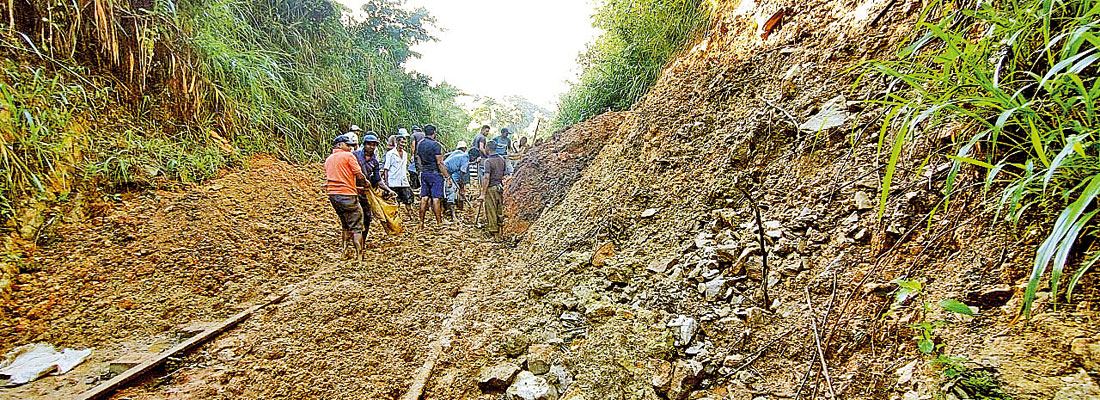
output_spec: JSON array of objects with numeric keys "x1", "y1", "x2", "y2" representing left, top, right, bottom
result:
[{"x1": 0, "y1": 343, "x2": 92, "y2": 386}]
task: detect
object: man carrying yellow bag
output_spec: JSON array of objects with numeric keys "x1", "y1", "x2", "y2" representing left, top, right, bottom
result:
[{"x1": 354, "y1": 133, "x2": 404, "y2": 238}]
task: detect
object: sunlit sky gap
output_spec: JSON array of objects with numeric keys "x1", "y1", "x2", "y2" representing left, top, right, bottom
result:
[{"x1": 337, "y1": 0, "x2": 601, "y2": 110}]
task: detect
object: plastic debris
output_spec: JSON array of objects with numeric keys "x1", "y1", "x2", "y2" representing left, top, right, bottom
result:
[{"x1": 1, "y1": 343, "x2": 93, "y2": 386}]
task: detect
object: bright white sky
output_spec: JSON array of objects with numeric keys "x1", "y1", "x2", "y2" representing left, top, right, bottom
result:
[{"x1": 337, "y1": 0, "x2": 601, "y2": 110}]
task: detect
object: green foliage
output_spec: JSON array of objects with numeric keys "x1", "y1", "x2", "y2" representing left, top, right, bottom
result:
[
  {"x1": 553, "y1": 0, "x2": 711, "y2": 130},
  {"x1": 180, "y1": 0, "x2": 468, "y2": 160},
  {"x1": 887, "y1": 279, "x2": 975, "y2": 356},
  {"x1": 0, "y1": 0, "x2": 469, "y2": 224},
  {"x1": 864, "y1": 0, "x2": 1100, "y2": 318}
]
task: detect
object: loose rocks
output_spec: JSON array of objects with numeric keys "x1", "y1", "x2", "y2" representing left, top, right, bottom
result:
[
  {"x1": 479, "y1": 362, "x2": 521, "y2": 392},
  {"x1": 507, "y1": 371, "x2": 558, "y2": 400},
  {"x1": 502, "y1": 330, "x2": 531, "y2": 357}
]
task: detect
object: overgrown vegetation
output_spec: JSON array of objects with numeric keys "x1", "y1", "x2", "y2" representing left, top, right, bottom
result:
[
  {"x1": 552, "y1": 0, "x2": 711, "y2": 130},
  {"x1": 865, "y1": 0, "x2": 1100, "y2": 317},
  {"x1": 0, "y1": 0, "x2": 469, "y2": 225}
]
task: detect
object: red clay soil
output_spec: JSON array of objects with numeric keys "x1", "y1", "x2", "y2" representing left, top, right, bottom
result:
[{"x1": 503, "y1": 112, "x2": 628, "y2": 236}]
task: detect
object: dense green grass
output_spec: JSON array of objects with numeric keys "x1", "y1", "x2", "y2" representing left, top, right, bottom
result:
[
  {"x1": 0, "y1": 0, "x2": 469, "y2": 223},
  {"x1": 552, "y1": 0, "x2": 711, "y2": 130},
  {"x1": 865, "y1": 0, "x2": 1100, "y2": 317}
]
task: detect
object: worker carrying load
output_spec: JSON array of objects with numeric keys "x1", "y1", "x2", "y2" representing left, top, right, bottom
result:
[{"x1": 353, "y1": 132, "x2": 403, "y2": 236}]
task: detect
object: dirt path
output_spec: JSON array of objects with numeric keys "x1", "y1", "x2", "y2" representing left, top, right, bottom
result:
[{"x1": 0, "y1": 156, "x2": 506, "y2": 399}]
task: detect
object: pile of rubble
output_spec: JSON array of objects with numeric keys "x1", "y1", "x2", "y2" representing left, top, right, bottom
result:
[{"x1": 476, "y1": 330, "x2": 573, "y2": 400}]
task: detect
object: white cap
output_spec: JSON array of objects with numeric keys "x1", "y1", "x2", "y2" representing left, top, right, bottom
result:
[
  {"x1": 397, "y1": 128, "x2": 409, "y2": 135},
  {"x1": 349, "y1": 125, "x2": 363, "y2": 132},
  {"x1": 456, "y1": 141, "x2": 468, "y2": 149},
  {"x1": 343, "y1": 132, "x2": 359, "y2": 146}
]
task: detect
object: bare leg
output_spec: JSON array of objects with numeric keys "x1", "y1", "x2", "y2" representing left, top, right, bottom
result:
[
  {"x1": 419, "y1": 196, "x2": 430, "y2": 227},
  {"x1": 431, "y1": 198, "x2": 443, "y2": 224},
  {"x1": 341, "y1": 230, "x2": 351, "y2": 257},
  {"x1": 352, "y1": 232, "x2": 364, "y2": 262}
]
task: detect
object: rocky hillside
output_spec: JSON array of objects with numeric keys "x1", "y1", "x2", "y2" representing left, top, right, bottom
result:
[{"x1": 451, "y1": 0, "x2": 1100, "y2": 399}]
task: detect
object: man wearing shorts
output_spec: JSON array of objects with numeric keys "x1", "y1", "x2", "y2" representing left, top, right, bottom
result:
[
  {"x1": 481, "y1": 139, "x2": 507, "y2": 241},
  {"x1": 383, "y1": 135, "x2": 415, "y2": 214},
  {"x1": 325, "y1": 134, "x2": 370, "y2": 261},
  {"x1": 354, "y1": 133, "x2": 395, "y2": 238},
  {"x1": 416, "y1": 124, "x2": 454, "y2": 227}
]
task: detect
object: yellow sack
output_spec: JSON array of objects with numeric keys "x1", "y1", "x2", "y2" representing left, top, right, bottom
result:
[{"x1": 364, "y1": 188, "x2": 403, "y2": 235}]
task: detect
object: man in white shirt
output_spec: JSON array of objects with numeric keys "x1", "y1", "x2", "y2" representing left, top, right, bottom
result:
[{"x1": 383, "y1": 135, "x2": 414, "y2": 214}]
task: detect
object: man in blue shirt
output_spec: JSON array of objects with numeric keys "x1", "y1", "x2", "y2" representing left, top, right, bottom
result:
[
  {"x1": 444, "y1": 142, "x2": 470, "y2": 214},
  {"x1": 353, "y1": 133, "x2": 395, "y2": 237}
]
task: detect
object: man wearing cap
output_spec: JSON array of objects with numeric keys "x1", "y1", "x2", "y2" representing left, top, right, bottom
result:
[
  {"x1": 444, "y1": 141, "x2": 471, "y2": 216},
  {"x1": 416, "y1": 124, "x2": 454, "y2": 226},
  {"x1": 470, "y1": 125, "x2": 490, "y2": 184},
  {"x1": 496, "y1": 128, "x2": 517, "y2": 175},
  {"x1": 345, "y1": 125, "x2": 364, "y2": 151},
  {"x1": 480, "y1": 139, "x2": 507, "y2": 241},
  {"x1": 354, "y1": 132, "x2": 396, "y2": 238},
  {"x1": 383, "y1": 134, "x2": 414, "y2": 214},
  {"x1": 325, "y1": 134, "x2": 370, "y2": 261}
]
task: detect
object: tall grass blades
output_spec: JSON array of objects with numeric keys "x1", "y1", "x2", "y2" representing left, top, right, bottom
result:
[
  {"x1": 865, "y1": 0, "x2": 1100, "y2": 318},
  {"x1": 553, "y1": 0, "x2": 712, "y2": 130}
]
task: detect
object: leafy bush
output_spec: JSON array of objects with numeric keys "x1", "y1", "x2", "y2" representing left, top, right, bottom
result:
[
  {"x1": 553, "y1": 0, "x2": 711, "y2": 130},
  {"x1": 865, "y1": 0, "x2": 1100, "y2": 317}
]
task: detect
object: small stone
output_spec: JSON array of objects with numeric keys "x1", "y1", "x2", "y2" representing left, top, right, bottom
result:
[
  {"x1": 506, "y1": 371, "x2": 556, "y2": 400},
  {"x1": 842, "y1": 212, "x2": 859, "y2": 225},
  {"x1": 530, "y1": 280, "x2": 556, "y2": 297},
  {"x1": 746, "y1": 307, "x2": 765, "y2": 326},
  {"x1": 502, "y1": 330, "x2": 531, "y2": 357},
  {"x1": 605, "y1": 264, "x2": 631, "y2": 284},
  {"x1": 971, "y1": 285, "x2": 1014, "y2": 308},
  {"x1": 649, "y1": 359, "x2": 673, "y2": 392},
  {"x1": 684, "y1": 341, "x2": 706, "y2": 356},
  {"x1": 526, "y1": 344, "x2": 555, "y2": 375},
  {"x1": 547, "y1": 364, "x2": 572, "y2": 394},
  {"x1": 479, "y1": 362, "x2": 521, "y2": 391},
  {"x1": 668, "y1": 360, "x2": 704, "y2": 400},
  {"x1": 584, "y1": 302, "x2": 617, "y2": 324},
  {"x1": 854, "y1": 191, "x2": 874, "y2": 210},
  {"x1": 641, "y1": 208, "x2": 659, "y2": 218},
  {"x1": 667, "y1": 315, "x2": 697, "y2": 347},
  {"x1": 723, "y1": 354, "x2": 744, "y2": 367},
  {"x1": 705, "y1": 278, "x2": 727, "y2": 302},
  {"x1": 648, "y1": 258, "x2": 677, "y2": 274}
]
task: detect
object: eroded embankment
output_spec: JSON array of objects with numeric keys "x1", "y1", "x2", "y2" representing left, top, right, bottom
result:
[{"x1": 418, "y1": 0, "x2": 1100, "y2": 399}]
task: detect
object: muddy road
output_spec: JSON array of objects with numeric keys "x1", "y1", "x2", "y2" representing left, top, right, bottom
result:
[{"x1": 0, "y1": 156, "x2": 507, "y2": 399}]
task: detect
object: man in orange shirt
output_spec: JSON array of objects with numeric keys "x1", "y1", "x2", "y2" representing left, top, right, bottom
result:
[{"x1": 325, "y1": 134, "x2": 370, "y2": 261}]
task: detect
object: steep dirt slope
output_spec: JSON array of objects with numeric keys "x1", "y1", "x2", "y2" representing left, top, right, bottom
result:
[
  {"x1": 424, "y1": 0, "x2": 1100, "y2": 399},
  {"x1": 505, "y1": 112, "x2": 628, "y2": 236}
]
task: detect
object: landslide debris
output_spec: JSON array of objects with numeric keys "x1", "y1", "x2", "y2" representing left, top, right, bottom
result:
[
  {"x1": 0, "y1": 155, "x2": 506, "y2": 399},
  {"x1": 505, "y1": 111, "x2": 628, "y2": 236},
  {"x1": 422, "y1": 0, "x2": 1100, "y2": 399}
]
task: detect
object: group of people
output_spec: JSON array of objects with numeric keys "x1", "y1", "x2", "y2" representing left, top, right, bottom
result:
[{"x1": 323, "y1": 123, "x2": 519, "y2": 260}]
